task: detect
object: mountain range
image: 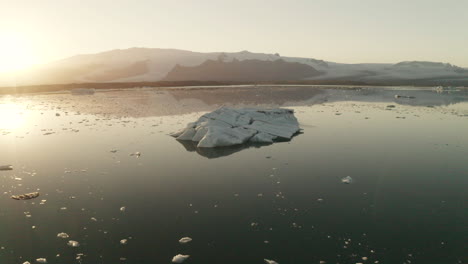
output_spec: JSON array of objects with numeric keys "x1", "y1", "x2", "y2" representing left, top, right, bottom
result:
[{"x1": 2, "y1": 48, "x2": 468, "y2": 87}]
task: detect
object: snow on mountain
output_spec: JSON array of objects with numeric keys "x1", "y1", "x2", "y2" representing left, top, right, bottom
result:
[{"x1": 1, "y1": 48, "x2": 467, "y2": 86}]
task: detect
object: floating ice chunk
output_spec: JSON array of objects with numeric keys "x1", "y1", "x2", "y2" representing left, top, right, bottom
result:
[
  {"x1": 129, "y1": 152, "x2": 141, "y2": 157},
  {"x1": 172, "y1": 254, "x2": 190, "y2": 263},
  {"x1": 36, "y1": 258, "x2": 47, "y2": 263},
  {"x1": 120, "y1": 239, "x2": 128, "y2": 245},
  {"x1": 67, "y1": 240, "x2": 80, "y2": 247},
  {"x1": 264, "y1": 259, "x2": 279, "y2": 264},
  {"x1": 120, "y1": 206, "x2": 126, "y2": 212},
  {"x1": 341, "y1": 176, "x2": 353, "y2": 184},
  {"x1": 23, "y1": 262, "x2": 31, "y2": 264},
  {"x1": 57, "y1": 232, "x2": 69, "y2": 239},
  {"x1": 11, "y1": 192, "x2": 40, "y2": 200},
  {"x1": 172, "y1": 107, "x2": 300, "y2": 148},
  {"x1": 178, "y1": 237, "x2": 192, "y2": 244},
  {"x1": 0, "y1": 165, "x2": 13, "y2": 171}
]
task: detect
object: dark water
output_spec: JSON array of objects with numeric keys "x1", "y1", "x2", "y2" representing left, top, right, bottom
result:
[{"x1": 0, "y1": 86, "x2": 467, "y2": 264}]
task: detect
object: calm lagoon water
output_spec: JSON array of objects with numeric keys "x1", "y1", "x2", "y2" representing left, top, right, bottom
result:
[{"x1": 0, "y1": 86, "x2": 467, "y2": 264}]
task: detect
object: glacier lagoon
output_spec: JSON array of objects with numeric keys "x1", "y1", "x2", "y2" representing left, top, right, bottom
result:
[{"x1": 0, "y1": 85, "x2": 467, "y2": 264}]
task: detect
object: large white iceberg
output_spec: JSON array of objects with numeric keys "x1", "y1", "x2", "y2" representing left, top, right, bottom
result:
[{"x1": 171, "y1": 107, "x2": 301, "y2": 148}]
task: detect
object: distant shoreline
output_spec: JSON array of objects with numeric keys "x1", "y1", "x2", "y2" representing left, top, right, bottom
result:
[{"x1": 1, "y1": 80, "x2": 465, "y2": 95}]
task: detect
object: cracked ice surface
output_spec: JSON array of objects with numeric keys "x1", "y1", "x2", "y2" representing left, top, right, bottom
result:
[{"x1": 171, "y1": 107, "x2": 301, "y2": 148}]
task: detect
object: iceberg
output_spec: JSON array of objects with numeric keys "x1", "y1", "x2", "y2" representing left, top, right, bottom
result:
[{"x1": 171, "y1": 107, "x2": 301, "y2": 148}]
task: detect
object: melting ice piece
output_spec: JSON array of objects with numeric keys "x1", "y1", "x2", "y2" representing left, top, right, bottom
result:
[
  {"x1": 341, "y1": 176, "x2": 353, "y2": 184},
  {"x1": 67, "y1": 240, "x2": 80, "y2": 247},
  {"x1": 57, "y1": 232, "x2": 69, "y2": 239},
  {"x1": 120, "y1": 239, "x2": 128, "y2": 245},
  {"x1": 11, "y1": 192, "x2": 40, "y2": 200},
  {"x1": 172, "y1": 254, "x2": 190, "y2": 263},
  {"x1": 120, "y1": 206, "x2": 126, "y2": 212},
  {"x1": 171, "y1": 107, "x2": 300, "y2": 148},
  {"x1": 23, "y1": 262, "x2": 31, "y2": 264},
  {"x1": 36, "y1": 258, "x2": 47, "y2": 263},
  {"x1": 130, "y1": 152, "x2": 141, "y2": 157},
  {"x1": 0, "y1": 165, "x2": 13, "y2": 171},
  {"x1": 178, "y1": 237, "x2": 192, "y2": 244},
  {"x1": 264, "y1": 259, "x2": 279, "y2": 264}
]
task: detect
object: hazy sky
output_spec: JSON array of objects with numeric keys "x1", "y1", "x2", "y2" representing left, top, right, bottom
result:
[{"x1": 1, "y1": 0, "x2": 468, "y2": 69}]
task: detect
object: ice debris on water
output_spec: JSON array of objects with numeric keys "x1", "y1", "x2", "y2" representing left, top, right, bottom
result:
[
  {"x1": 130, "y1": 152, "x2": 141, "y2": 157},
  {"x1": 23, "y1": 262, "x2": 31, "y2": 264},
  {"x1": 120, "y1": 239, "x2": 128, "y2": 245},
  {"x1": 171, "y1": 107, "x2": 301, "y2": 148},
  {"x1": 264, "y1": 259, "x2": 279, "y2": 264},
  {"x1": 67, "y1": 240, "x2": 80, "y2": 247},
  {"x1": 0, "y1": 165, "x2": 13, "y2": 171},
  {"x1": 11, "y1": 192, "x2": 40, "y2": 200},
  {"x1": 57, "y1": 232, "x2": 69, "y2": 239},
  {"x1": 36, "y1": 258, "x2": 47, "y2": 263},
  {"x1": 120, "y1": 206, "x2": 126, "y2": 212},
  {"x1": 341, "y1": 176, "x2": 354, "y2": 184},
  {"x1": 172, "y1": 254, "x2": 190, "y2": 263},
  {"x1": 178, "y1": 237, "x2": 192, "y2": 244}
]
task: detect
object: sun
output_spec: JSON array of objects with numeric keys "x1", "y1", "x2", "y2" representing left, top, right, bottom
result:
[{"x1": 0, "y1": 31, "x2": 37, "y2": 73}]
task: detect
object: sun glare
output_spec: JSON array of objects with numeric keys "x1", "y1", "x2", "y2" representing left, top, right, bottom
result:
[
  {"x1": 0, "y1": 102, "x2": 25, "y2": 130},
  {"x1": 0, "y1": 32, "x2": 37, "y2": 73}
]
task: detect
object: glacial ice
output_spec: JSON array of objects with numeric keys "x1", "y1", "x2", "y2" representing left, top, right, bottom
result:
[
  {"x1": 178, "y1": 237, "x2": 192, "y2": 244},
  {"x1": 341, "y1": 176, "x2": 353, "y2": 184},
  {"x1": 0, "y1": 165, "x2": 13, "y2": 171},
  {"x1": 171, "y1": 107, "x2": 300, "y2": 148},
  {"x1": 172, "y1": 254, "x2": 190, "y2": 263}
]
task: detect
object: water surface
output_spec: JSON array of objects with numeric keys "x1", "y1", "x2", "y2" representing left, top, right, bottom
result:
[{"x1": 0, "y1": 86, "x2": 467, "y2": 264}]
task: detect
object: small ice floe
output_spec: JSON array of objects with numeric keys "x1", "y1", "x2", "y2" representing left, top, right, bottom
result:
[
  {"x1": 36, "y1": 258, "x2": 47, "y2": 263},
  {"x1": 171, "y1": 107, "x2": 301, "y2": 148},
  {"x1": 120, "y1": 239, "x2": 128, "y2": 245},
  {"x1": 11, "y1": 192, "x2": 40, "y2": 200},
  {"x1": 395, "y1": 95, "x2": 415, "y2": 99},
  {"x1": 76, "y1": 253, "x2": 84, "y2": 260},
  {"x1": 57, "y1": 232, "x2": 69, "y2": 239},
  {"x1": 90, "y1": 217, "x2": 97, "y2": 222},
  {"x1": 129, "y1": 152, "x2": 141, "y2": 157},
  {"x1": 120, "y1": 206, "x2": 126, "y2": 212},
  {"x1": 172, "y1": 254, "x2": 190, "y2": 263},
  {"x1": 39, "y1": 200, "x2": 47, "y2": 205},
  {"x1": 67, "y1": 240, "x2": 80, "y2": 247},
  {"x1": 341, "y1": 176, "x2": 353, "y2": 184},
  {"x1": 0, "y1": 165, "x2": 13, "y2": 171},
  {"x1": 264, "y1": 259, "x2": 279, "y2": 264},
  {"x1": 23, "y1": 261, "x2": 31, "y2": 264},
  {"x1": 178, "y1": 237, "x2": 192, "y2": 244}
]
